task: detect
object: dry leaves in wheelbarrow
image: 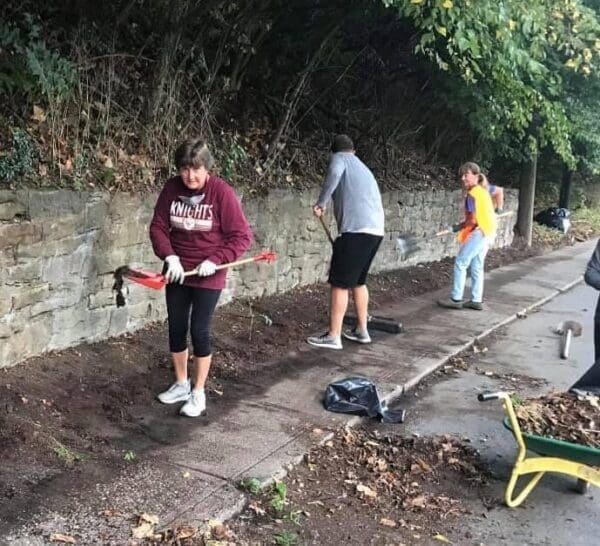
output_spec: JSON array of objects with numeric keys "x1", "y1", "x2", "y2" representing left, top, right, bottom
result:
[{"x1": 515, "y1": 392, "x2": 600, "y2": 448}]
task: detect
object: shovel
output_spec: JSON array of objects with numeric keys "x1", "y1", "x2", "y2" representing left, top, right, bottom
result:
[
  {"x1": 318, "y1": 215, "x2": 335, "y2": 245},
  {"x1": 555, "y1": 320, "x2": 583, "y2": 360},
  {"x1": 396, "y1": 211, "x2": 514, "y2": 259},
  {"x1": 113, "y1": 250, "x2": 277, "y2": 299},
  {"x1": 396, "y1": 227, "x2": 453, "y2": 259}
]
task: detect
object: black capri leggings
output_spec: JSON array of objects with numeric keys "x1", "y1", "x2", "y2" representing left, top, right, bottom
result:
[{"x1": 165, "y1": 284, "x2": 221, "y2": 357}]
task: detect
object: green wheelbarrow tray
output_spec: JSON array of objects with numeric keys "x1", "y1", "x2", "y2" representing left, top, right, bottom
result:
[
  {"x1": 479, "y1": 391, "x2": 600, "y2": 507},
  {"x1": 503, "y1": 417, "x2": 600, "y2": 467}
]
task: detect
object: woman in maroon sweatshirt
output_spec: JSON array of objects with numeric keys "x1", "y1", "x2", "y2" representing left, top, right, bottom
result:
[{"x1": 150, "y1": 138, "x2": 252, "y2": 417}]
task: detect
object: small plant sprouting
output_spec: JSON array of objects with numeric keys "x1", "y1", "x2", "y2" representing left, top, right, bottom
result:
[
  {"x1": 273, "y1": 530, "x2": 299, "y2": 546},
  {"x1": 53, "y1": 443, "x2": 85, "y2": 463},
  {"x1": 510, "y1": 393, "x2": 525, "y2": 407},
  {"x1": 124, "y1": 450, "x2": 137, "y2": 462},
  {"x1": 240, "y1": 477, "x2": 263, "y2": 495},
  {"x1": 269, "y1": 480, "x2": 287, "y2": 514}
]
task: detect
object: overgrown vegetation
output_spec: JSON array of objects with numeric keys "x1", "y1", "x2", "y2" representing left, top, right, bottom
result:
[{"x1": 1, "y1": 1, "x2": 600, "y2": 211}]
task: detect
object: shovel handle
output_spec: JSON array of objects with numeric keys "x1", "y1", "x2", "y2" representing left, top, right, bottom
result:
[
  {"x1": 181, "y1": 255, "x2": 272, "y2": 278},
  {"x1": 436, "y1": 211, "x2": 514, "y2": 239},
  {"x1": 561, "y1": 329, "x2": 572, "y2": 359},
  {"x1": 318, "y1": 215, "x2": 335, "y2": 245}
]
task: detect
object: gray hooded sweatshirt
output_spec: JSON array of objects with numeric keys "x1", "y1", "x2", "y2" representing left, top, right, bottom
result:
[{"x1": 317, "y1": 152, "x2": 384, "y2": 236}]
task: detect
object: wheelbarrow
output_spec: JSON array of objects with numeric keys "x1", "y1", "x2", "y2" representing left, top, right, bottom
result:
[{"x1": 478, "y1": 391, "x2": 600, "y2": 507}]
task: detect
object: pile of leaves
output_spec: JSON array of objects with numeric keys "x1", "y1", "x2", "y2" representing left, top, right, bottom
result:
[
  {"x1": 231, "y1": 427, "x2": 489, "y2": 545},
  {"x1": 305, "y1": 428, "x2": 487, "y2": 517},
  {"x1": 516, "y1": 392, "x2": 600, "y2": 449}
]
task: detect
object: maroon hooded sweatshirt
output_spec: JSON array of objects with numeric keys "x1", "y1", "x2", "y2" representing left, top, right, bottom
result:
[{"x1": 149, "y1": 175, "x2": 253, "y2": 290}]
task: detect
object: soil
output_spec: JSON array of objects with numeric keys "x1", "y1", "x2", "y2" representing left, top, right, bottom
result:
[{"x1": 0, "y1": 236, "x2": 572, "y2": 536}]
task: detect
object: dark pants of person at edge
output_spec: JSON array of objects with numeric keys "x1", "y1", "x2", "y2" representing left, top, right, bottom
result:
[{"x1": 595, "y1": 296, "x2": 600, "y2": 362}]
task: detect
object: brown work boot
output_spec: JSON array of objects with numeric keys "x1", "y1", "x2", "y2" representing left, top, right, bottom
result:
[
  {"x1": 463, "y1": 301, "x2": 484, "y2": 311},
  {"x1": 437, "y1": 298, "x2": 464, "y2": 309}
]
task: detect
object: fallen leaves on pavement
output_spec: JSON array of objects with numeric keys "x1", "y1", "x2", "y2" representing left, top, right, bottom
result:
[{"x1": 49, "y1": 534, "x2": 76, "y2": 544}]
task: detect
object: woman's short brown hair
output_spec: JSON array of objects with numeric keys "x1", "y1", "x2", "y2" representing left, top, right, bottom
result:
[
  {"x1": 174, "y1": 138, "x2": 215, "y2": 170},
  {"x1": 458, "y1": 161, "x2": 482, "y2": 177}
]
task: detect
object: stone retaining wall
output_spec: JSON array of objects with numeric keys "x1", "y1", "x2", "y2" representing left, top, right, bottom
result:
[{"x1": 0, "y1": 187, "x2": 517, "y2": 367}]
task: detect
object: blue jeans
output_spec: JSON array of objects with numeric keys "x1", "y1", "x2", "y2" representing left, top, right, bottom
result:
[{"x1": 451, "y1": 229, "x2": 490, "y2": 303}]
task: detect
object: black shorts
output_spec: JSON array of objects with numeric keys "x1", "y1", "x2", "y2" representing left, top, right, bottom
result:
[{"x1": 328, "y1": 233, "x2": 383, "y2": 289}]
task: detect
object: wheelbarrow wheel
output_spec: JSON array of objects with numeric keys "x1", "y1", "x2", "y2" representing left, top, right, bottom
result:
[{"x1": 575, "y1": 478, "x2": 590, "y2": 494}]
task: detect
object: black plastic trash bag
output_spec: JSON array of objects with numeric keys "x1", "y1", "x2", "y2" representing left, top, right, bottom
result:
[
  {"x1": 534, "y1": 207, "x2": 571, "y2": 234},
  {"x1": 570, "y1": 359, "x2": 600, "y2": 396},
  {"x1": 324, "y1": 377, "x2": 406, "y2": 423}
]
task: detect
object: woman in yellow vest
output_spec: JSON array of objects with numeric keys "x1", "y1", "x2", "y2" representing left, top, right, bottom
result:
[{"x1": 438, "y1": 162, "x2": 497, "y2": 310}]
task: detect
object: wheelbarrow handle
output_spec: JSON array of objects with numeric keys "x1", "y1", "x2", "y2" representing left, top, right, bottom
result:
[{"x1": 478, "y1": 392, "x2": 504, "y2": 402}]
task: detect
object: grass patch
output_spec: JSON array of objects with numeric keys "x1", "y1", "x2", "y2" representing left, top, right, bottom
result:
[
  {"x1": 123, "y1": 450, "x2": 136, "y2": 462},
  {"x1": 53, "y1": 442, "x2": 86, "y2": 463},
  {"x1": 273, "y1": 530, "x2": 299, "y2": 546},
  {"x1": 240, "y1": 477, "x2": 263, "y2": 495},
  {"x1": 571, "y1": 207, "x2": 600, "y2": 238}
]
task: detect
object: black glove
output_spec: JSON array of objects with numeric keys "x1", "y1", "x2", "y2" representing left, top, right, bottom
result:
[
  {"x1": 495, "y1": 207, "x2": 504, "y2": 214},
  {"x1": 451, "y1": 223, "x2": 462, "y2": 233}
]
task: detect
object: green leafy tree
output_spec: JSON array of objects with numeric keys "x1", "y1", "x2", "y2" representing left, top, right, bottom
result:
[{"x1": 382, "y1": 0, "x2": 600, "y2": 241}]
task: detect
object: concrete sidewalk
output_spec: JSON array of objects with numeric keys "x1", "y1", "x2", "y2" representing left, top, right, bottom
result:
[{"x1": 5, "y1": 240, "x2": 596, "y2": 545}]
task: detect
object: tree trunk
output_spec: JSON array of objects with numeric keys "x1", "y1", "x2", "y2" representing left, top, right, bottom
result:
[
  {"x1": 559, "y1": 164, "x2": 573, "y2": 209},
  {"x1": 147, "y1": 1, "x2": 187, "y2": 122},
  {"x1": 516, "y1": 151, "x2": 538, "y2": 246}
]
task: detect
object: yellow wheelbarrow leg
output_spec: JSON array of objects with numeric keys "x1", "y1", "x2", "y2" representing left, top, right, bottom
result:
[
  {"x1": 505, "y1": 466, "x2": 545, "y2": 507},
  {"x1": 478, "y1": 391, "x2": 600, "y2": 508},
  {"x1": 505, "y1": 457, "x2": 600, "y2": 507}
]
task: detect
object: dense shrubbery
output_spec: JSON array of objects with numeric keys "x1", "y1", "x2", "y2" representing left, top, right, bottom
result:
[{"x1": 0, "y1": 0, "x2": 599, "y2": 206}]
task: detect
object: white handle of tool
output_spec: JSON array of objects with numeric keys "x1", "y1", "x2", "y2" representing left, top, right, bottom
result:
[
  {"x1": 561, "y1": 329, "x2": 572, "y2": 359},
  {"x1": 181, "y1": 256, "x2": 262, "y2": 278},
  {"x1": 435, "y1": 211, "x2": 514, "y2": 239}
]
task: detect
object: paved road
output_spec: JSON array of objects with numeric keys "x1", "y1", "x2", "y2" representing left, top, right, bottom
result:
[{"x1": 384, "y1": 282, "x2": 600, "y2": 546}]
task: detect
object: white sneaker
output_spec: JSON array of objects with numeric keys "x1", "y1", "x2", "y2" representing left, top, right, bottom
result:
[
  {"x1": 306, "y1": 333, "x2": 343, "y2": 350},
  {"x1": 157, "y1": 380, "x2": 191, "y2": 404},
  {"x1": 180, "y1": 390, "x2": 206, "y2": 417}
]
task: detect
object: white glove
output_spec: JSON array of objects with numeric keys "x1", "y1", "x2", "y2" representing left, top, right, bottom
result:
[
  {"x1": 197, "y1": 259, "x2": 217, "y2": 277},
  {"x1": 165, "y1": 255, "x2": 184, "y2": 284}
]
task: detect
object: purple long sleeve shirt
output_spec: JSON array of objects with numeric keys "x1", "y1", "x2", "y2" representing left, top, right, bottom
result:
[{"x1": 150, "y1": 175, "x2": 253, "y2": 289}]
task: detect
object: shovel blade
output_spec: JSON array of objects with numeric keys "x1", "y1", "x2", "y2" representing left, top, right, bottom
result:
[{"x1": 396, "y1": 235, "x2": 421, "y2": 259}]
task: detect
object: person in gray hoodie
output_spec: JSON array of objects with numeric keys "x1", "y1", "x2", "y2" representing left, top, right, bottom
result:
[
  {"x1": 307, "y1": 134, "x2": 385, "y2": 350},
  {"x1": 584, "y1": 239, "x2": 600, "y2": 361}
]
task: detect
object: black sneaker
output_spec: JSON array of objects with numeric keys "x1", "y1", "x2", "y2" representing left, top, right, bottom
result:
[
  {"x1": 463, "y1": 301, "x2": 484, "y2": 311},
  {"x1": 437, "y1": 298, "x2": 464, "y2": 309}
]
